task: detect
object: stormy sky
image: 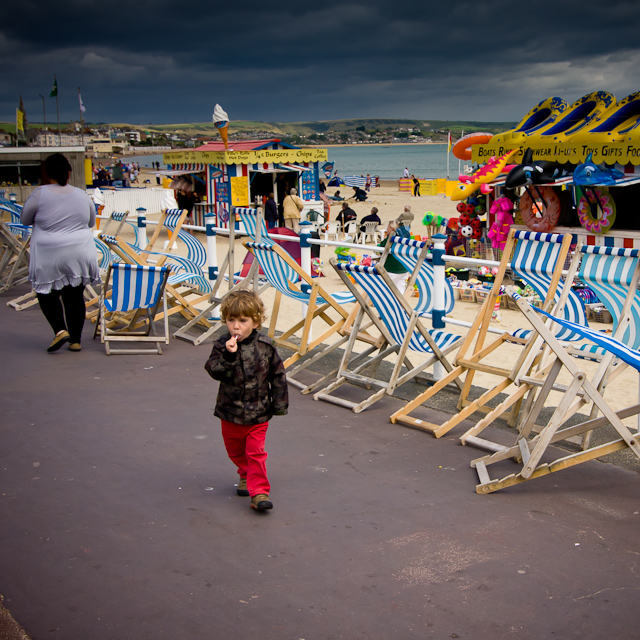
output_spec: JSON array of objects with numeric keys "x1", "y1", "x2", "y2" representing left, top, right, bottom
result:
[{"x1": 3, "y1": 0, "x2": 640, "y2": 126}]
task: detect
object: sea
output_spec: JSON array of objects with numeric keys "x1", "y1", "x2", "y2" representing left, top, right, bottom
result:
[{"x1": 126, "y1": 144, "x2": 466, "y2": 181}]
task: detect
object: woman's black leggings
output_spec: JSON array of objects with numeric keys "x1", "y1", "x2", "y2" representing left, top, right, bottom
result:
[{"x1": 37, "y1": 285, "x2": 86, "y2": 343}]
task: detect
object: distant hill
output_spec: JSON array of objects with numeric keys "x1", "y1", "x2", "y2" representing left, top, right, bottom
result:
[{"x1": 0, "y1": 118, "x2": 514, "y2": 137}]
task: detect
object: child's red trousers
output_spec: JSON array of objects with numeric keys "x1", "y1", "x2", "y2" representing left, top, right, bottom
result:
[{"x1": 220, "y1": 420, "x2": 270, "y2": 497}]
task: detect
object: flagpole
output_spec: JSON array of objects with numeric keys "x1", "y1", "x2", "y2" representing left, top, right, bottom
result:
[
  {"x1": 78, "y1": 87, "x2": 85, "y2": 148},
  {"x1": 458, "y1": 130, "x2": 463, "y2": 178},
  {"x1": 54, "y1": 75, "x2": 60, "y2": 146},
  {"x1": 446, "y1": 130, "x2": 450, "y2": 180},
  {"x1": 39, "y1": 95, "x2": 47, "y2": 147}
]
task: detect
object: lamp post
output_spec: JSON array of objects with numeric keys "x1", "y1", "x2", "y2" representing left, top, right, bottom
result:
[{"x1": 39, "y1": 95, "x2": 47, "y2": 146}]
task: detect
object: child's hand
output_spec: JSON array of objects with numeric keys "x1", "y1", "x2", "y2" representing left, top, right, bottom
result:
[{"x1": 226, "y1": 335, "x2": 240, "y2": 353}]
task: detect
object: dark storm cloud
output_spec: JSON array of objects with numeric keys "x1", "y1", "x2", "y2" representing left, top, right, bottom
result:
[{"x1": 2, "y1": 0, "x2": 640, "y2": 125}]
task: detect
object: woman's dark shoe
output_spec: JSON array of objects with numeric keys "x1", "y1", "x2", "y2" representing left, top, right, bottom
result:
[
  {"x1": 68, "y1": 343, "x2": 82, "y2": 352},
  {"x1": 47, "y1": 330, "x2": 69, "y2": 353}
]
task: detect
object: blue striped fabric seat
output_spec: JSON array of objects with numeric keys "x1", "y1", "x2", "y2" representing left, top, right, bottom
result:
[
  {"x1": 97, "y1": 263, "x2": 171, "y2": 355},
  {"x1": 509, "y1": 230, "x2": 587, "y2": 342},
  {"x1": 159, "y1": 209, "x2": 207, "y2": 268},
  {"x1": 246, "y1": 242, "x2": 354, "y2": 305},
  {"x1": 236, "y1": 207, "x2": 274, "y2": 245},
  {"x1": 334, "y1": 262, "x2": 461, "y2": 354},
  {"x1": 104, "y1": 264, "x2": 170, "y2": 313},
  {"x1": 387, "y1": 236, "x2": 455, "y2": 316},
  {"x1": 513, "y1": 291, "x2": 640, "y2": 371},
  {"x1": 576, "y1": 246, "x2": 640, "y2": 351}
]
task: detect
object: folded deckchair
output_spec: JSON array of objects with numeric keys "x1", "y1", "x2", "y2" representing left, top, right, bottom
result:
[
  {"x1": 313, "y1": 260, "x2": 464, "y2": 412},
  {"x1": 96, "y1": 263, "x2": 171, "y2": 355},
  {"x1": 0, "y1": 221, "x2": 31, "y2": 293},
  {"x1": 390, "y1": 229, "x2": 580, "y2": 437},
  {"x1": 470, "y1": 288, "x2": 640, "y2": 494}
]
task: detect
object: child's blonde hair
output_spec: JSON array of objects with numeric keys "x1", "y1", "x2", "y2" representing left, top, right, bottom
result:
[{"x1": 220, "y1": 290, "x2": 267, "y2": 328}]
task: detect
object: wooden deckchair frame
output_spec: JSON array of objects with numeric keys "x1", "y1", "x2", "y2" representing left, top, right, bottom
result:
[
  {"x1": 0, "y1": 221, "x2": 31, "y2": 293},
  {"x1": 389, "y1": 229, "x2": 574, "y2": 437},
  {"x1": 311, "y1": 258, "x2": 464, "y2": 413},
  {"x1": 470, "y1": 289, "x2": 640, "y2": 494}
]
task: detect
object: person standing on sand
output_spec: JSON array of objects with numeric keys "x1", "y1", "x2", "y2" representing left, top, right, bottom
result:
[
  {"x1": 403, "y1": 167, "x2": 410, "y2": 179},
  {"x1": 412, "y1": 174, "x2": 420, "y2": 197},
  {"x1": 282, "y1": 188, "x2": 304, "y2": 234}
]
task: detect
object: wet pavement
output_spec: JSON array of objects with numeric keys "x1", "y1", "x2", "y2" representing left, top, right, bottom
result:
[{"x1": 1, "y1": 283, "x2": 640, "y2": 639}]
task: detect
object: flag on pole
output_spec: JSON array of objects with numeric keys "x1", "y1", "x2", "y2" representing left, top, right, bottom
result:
[
  {"x1": 16, "y1": 108, "x2": 25, "y2": 138},
  {"x1": 50, "y1": 77, "x2": 58, "y2": 98},
  {"x1": 79, "y1": 92, "x2": 86, "y2": 114},
  {"x1": 447, "y1": 131, "x2": 452, "y2": 154}
]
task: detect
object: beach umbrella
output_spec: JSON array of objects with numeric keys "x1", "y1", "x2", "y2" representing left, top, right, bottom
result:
[{"x1": 212, "y1": 104, "x2": 230, "y2": 150}]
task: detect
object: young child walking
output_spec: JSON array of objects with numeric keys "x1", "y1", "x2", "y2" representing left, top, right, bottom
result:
[{"x1": 204, "y1": 291, "x2": 288, "y2": 511}]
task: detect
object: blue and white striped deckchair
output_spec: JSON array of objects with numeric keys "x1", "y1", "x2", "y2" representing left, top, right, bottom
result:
[
  {"x1": 236, "y1": 207, "x2": 274, "y2": 245},
  {"x1": 391, "y1": 229, "x2": 576, "y2": 438},
  {"x1": 0, "y1": 220, "x2": 30, "y2": 293},
  {"x1": 243, "y1": 240, "x2": 360, "y2": 373},
  {"x1": 242, "y1": 240, "x2": 371, "y2": 384},
  {"x1": 96, "y1": 263, "x2": 171, "y2": 355},
  {"x1": 509, "y1": 230, "x2": 587, "y2": 342},
  {"x1": 574, "y1": 246, "x2": 640, "y2": 355},
  {"x1": 145, "y1": 208, "x2": 188, "y2": 254},
  {"x1": 313, "y1": 260, "x2": 464, "y2": 413},
  {"x1": 468, "y1": 289, "x2": 640, "y2": 494},
  {"x1": 383, "y1": 236, "x2": 455, "y2": 317},
  {"x1": 99, "y1": 234, "x2": 212, "y2": 326}
]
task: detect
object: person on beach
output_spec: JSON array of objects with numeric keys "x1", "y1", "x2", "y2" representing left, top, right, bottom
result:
[
  {"x1": 282, "y1": 187, "x2": 304, "y2": 234},
  {"x1": 204, "y1": 291, "x2": 288, "y2": 512},
  {"x1": 411, "y1": 174, "x2": 420, "y2": 197},
  {"x1": 319, "y1": 179, "x2": 326, "y2": 193},
  {"x1": 403, "y1": 167, "x2": 410, "y2": 179},
  {"x1": 335, "y1": 201, "x2": 357, "y2": 231},
  {"x1": 365, "y1": 174, "x2": 372, "y2": 192},
  {"x1": 21, "y1": 153, "x2": 100, "y2": 353},
  {"x1": 378, "y1": 221, "x2": 409, "y2": 293},
  {"x1": 352, "y1": 186, "x2": 368, "y2": 202},
  {"x1": 396, "y1": 206, "x2": 414, "y2": 237},
  {"x1": 359, "y1": 206, "x2": 381, "y2": 232},
  {"x1": 264, "y1": 192, "x2": 278, "y2": 230}
]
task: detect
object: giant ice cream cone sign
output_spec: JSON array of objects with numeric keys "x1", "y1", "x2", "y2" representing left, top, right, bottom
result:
[{"x1": 212, "y1": 104, "x2": 230, "y2": 150}]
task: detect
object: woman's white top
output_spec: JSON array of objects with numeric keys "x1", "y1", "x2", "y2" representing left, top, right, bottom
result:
[{"x1": 21, "y1": 184, "x2": 100, "y2": 294}]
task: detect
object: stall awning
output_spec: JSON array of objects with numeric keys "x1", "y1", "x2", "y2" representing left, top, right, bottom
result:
[
  {"x1": 156, "y1": 167, "x2": 222, "y2": 179},
  {"x1": 275, "y1": 163, "x2": 313, "y2": 172}
]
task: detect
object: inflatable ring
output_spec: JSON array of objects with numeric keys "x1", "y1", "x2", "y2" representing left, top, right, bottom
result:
[
  {"x1": 452, "y1": 132, "x2": 494, "y2": 161},
  {"x1": 576, "y1": 186, "x2": 616, "y2": 234},
  {"x1": 519, "y1": 187, "x2": 561, "y2": 233}
]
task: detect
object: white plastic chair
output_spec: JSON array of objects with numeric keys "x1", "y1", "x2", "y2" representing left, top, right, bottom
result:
[
  {"x1": 359, "y1": 221, "x2": 381, "y2": 245},
  {"x1": 323, "y1": 221, "x2": 340, "y2": 242}
]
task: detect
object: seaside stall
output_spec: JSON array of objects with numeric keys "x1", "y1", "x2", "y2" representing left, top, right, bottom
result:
[
  {"x1": 446, "y1": 90, "x2": 640, "y2": 266},
  {"x1": 163, "y1": 140, "x2": 328, "y2": 227}
]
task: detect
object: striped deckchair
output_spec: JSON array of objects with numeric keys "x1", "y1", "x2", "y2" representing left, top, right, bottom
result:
[
  {"x1": 0, "y1": 221, "x2": 31, "y2": 293},
  {"x1": 98, "y1": 234, "x2": 211, "y2": 328},
  {"x1": 390, "y1": 229, "x2": 576, "y2": 437},
  {"x1": 96, "y1": 263, "x2": 171, "y2": 355},
  {"x1": 243, "y1": 241, "x2": 370, "y2": 383},
  {"x1": 145, "y1": 208, "x2": 188, "y2": 257},
  {"x1": 313, "y1": 260, "x2": 464, "y2": 413},
  {"x1": 236, "y1": 207, "x2": 273, "y2": 245},
  {"x1": 469, "y1": 289, "x2": 640, "y2": 494},
  {"x1": 460, "y1": 243, "x2": 640, "y2": 451},
  {"x1": 380, "y1": 235, "x2": 455, "y2": 317}
]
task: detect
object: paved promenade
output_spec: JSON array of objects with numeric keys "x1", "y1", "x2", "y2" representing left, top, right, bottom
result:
[{"x1": 1, "y1": 283, "x2": 639, "y2": 639}]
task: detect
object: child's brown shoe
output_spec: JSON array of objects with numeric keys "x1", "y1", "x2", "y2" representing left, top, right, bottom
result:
[
  {"x1": 250, "y1": 494, "x2": 273, "y2": 511},
  {"x1": 236, "y1": 478, "x2": 249, "y2": 496}
]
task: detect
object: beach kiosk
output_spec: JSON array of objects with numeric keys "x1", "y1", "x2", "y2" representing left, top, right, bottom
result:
[{"x1": 163, "y1": 139, "x2": 327, "y2": 227}]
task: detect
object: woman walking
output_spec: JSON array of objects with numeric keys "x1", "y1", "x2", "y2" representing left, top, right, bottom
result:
[{"x1": 21, "y1": 153, "x2": 100, "y2": 352}]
